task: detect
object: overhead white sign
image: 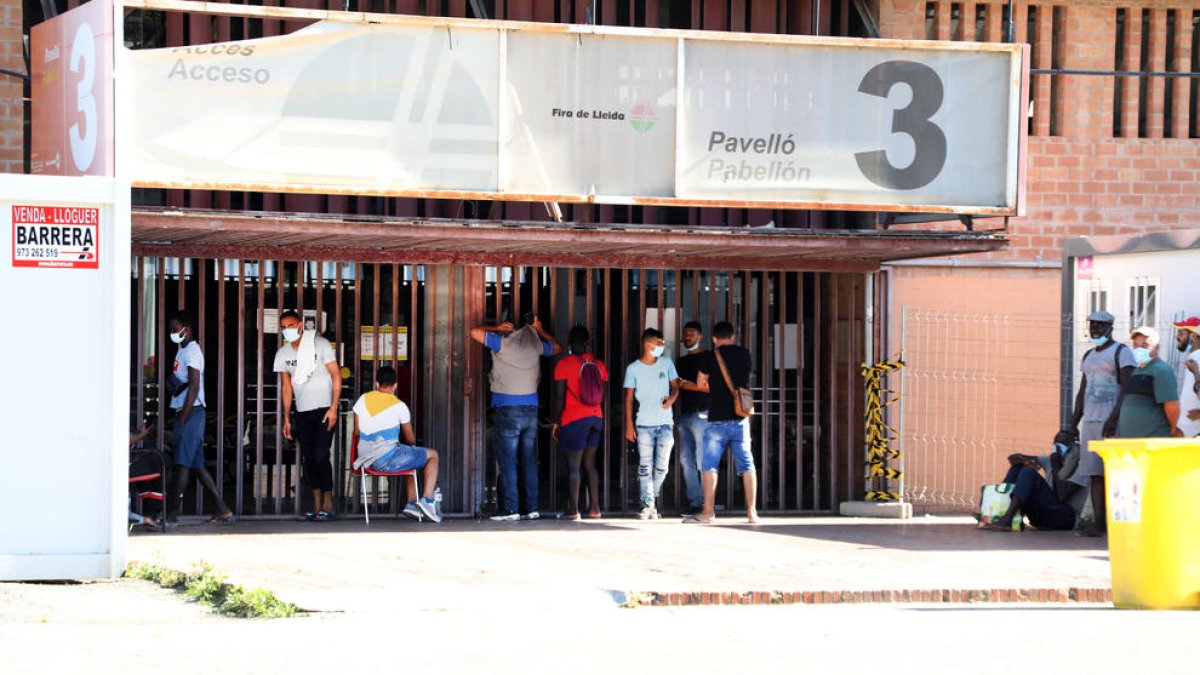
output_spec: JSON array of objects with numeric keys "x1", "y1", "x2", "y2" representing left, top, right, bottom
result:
[{"x1": 120, "y1": 18, "x2": 1025, "y2": 214}]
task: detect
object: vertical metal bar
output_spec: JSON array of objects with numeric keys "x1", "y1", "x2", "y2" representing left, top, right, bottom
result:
[
  {"x1": 899, "y1": 305, "x2": 908, "y2": 504},
  {"x1": 256, "y1": 261, "x2": 266, "y2": 516},
  {"x1": 195, "y1": 257, "x2": 206, "y2": 514},
  {"x1": 134, "y1": 257, "x2": 145, "y2": 441},
  {"x1": 513, "y1": 265, "x2": 522, "y2": 322},
  {"x1": 235, "y1": 260, "x2": 246, "y2": 515},
  {"x1": 371, "y1": 264, "x2": 381, "y2": 511},
  {"x1": 214, "y1": 260, "x2": 226, "y2": 510},
  {"x1": 603, "y1": 268, "x2": 613, "y2": 514},
  {"x1": 671, "y1": 266, "x2": 682, "y2": 509},
  {"x1": 391, "y1": 263, "x2": 400, "y2": 372},
  {"x1": 830, "y1": 274, "x2": 840, "y2": 509},
  {"x1": 765, "y1": 271, "x2": 776, "y2": 512},
  {"x1": 621, "y1": 268, "x2": 631, "y2": 512},
  {"x1": 334, "y1": 262, "x2": 346, "y2": 511},
  {"x1": 796, "y1": 272, "x2": 805, "y2": 511},
  {"x1": 549, "y1": 267, "x2": 560, "y2": 515},
  {"x1": 155, "y1": 259, "x2": 166, "y2": 468},
  {"x1": 277, "y1": 261, "x2": 288, "y2": 515},
  {"x1": 814, "y1": 273, "x2": 823, "y2": 510},
  {"x1": 726, "y1": 271, "x2": 737, "y2": 509},
  {"x1": 353, "y1": 263, "x2": 364, "y2": 511},
  {"x1": 656, "y1": 268, "x2": 665, "y2": 344},
  {"x1": 863, "y1": 273, "x2": 874, "y2": 498}
]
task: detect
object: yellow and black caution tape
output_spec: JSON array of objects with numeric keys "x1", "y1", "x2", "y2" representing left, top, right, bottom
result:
[{"x1": 862, "y1": 355, "x2": 905, "y2": 503}]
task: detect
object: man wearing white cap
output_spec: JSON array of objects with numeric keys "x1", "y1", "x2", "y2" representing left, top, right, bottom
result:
[
  {"x1": 1170, "y1": 318, "x2": 1200, "y2": 437},
  {"x1": 1117, "y1": 326, "x2": 1181, "y2": 441},
  {"x1": 1069, "y1": 310, "x2": 1134, "y2": 537}
]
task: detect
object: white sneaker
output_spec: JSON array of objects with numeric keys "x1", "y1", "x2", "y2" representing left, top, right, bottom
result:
[
  {"x1": 402, "y1": 503, "x2": 423, "y2": 521},
  {"x1": 520, "y1": 511, "x2": 541, "y2": 521},
  {"x1": 490, "y1": 512, "x2": 520, "y2": 521},
  {"x1": 636, "y1": 505, "x2": 654, "y2": 520},
  {"x1": 416, "y1": 499, "x2": 442, "y2": 523}
]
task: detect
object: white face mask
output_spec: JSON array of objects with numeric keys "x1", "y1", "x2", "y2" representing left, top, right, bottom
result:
[
  {"x1": 169, "y1": 330, "x2": 185, "y2": 344},
  {"x1": 682, "y1": 341, "x2": 700, "y2": 352},
  {"x1": 650, "y1": 345, "x2": 665, "y2": 358},
  {"x1": 1132, "y1": 347, "x2": 1153, "y2": 366},
  {"x1": 282, "y1": 327, "x2": 301, "y2": 343}
]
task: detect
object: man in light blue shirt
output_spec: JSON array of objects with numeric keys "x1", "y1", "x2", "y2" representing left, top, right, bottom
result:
[{"x1": 624, "y1": 327, "x2": 679, "y2": 519}]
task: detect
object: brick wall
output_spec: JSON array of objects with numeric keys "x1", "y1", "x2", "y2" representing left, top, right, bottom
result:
[
  {"x1": 880, "y1": 1, "x2": 1200, "y2": 261},
  {"x1": 0, "y1": 0, "x2": 22, "y2": 174}
]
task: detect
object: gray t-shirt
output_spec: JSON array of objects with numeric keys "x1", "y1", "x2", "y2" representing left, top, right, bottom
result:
[
  {"x1": 1081, "y1": 342, "x2": 1135, "y2": 421},
  {"x1": 273, "y1": 335, "x2": 338, "y2": 412}
]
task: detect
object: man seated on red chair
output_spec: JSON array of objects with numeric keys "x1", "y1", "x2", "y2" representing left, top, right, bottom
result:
[{"x1": 352, "y1": 366, "x2": 442, "y2": 523}]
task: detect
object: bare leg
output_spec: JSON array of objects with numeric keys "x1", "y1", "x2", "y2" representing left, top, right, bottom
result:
[
  {"x1": 406, "y1": 475, "x2": 419, "y2": 503},
  {"x1": 192, "y1": 466, "x2": 232, "y2": 518},
  {"x1": 564, "y1": 451, "x2": 583, "y2": 516},
  {"x1": 582, "y1": 446, "x2": 601, "y2": 517},
  {"x1": 742, "y1": 470, "x2": 759, "y2": 524},
  {"x1": 421, "y1": 450, "x2": 440, "y2": 500},
  {"x1": 310, "y1": 488, "x2": 322, "y2": 515},
  {"x1": 699, "y1": 471, "x2": 718, "y2": 521},
  {"x1": 169, "y1": 466, "x2": 190, "y2": 521}
]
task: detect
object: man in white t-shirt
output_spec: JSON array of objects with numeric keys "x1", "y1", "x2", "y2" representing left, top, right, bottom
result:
[
  {"x1": 1171, "y1": 318, "x2": 1200, "y2": 437},
  {"x1": 274, "y1": 310, "x2": 342, "y2": 521},
  {"x1": 352, "y1": 366, "x2": 441, "y2": 522}
]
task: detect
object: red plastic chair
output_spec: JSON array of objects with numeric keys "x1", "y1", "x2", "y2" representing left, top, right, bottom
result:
[
  {"x1": 350, "y1": 433, "x2": 417, "y2": 525},
  {"x1": 129, "y1": 448, "x2": 166, "y2": 531}
]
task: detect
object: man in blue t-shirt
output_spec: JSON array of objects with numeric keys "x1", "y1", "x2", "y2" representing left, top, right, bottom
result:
[
  {"x1": 471, "y1": 315, "x2": 561, "y2": 521},
  {"x1": 624, "y1": 327, "x2": 679, "y2": 520}
]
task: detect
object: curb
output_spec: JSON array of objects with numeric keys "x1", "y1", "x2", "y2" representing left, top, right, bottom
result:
[{"x1": 627, "y1": 587, "x2": 1113, "y2": 607}]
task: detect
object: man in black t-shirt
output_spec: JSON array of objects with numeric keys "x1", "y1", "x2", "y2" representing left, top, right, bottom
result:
[
  {"x1": 675, "y1": 321, "x2": 710, "y2": 516},
  {"x1": 684, "y1": 321, "x2": 758, "y2": 524}
]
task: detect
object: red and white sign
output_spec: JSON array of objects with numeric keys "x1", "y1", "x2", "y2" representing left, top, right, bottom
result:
[
  {"x1": 1076, "y1": 256, "x2": 1094, "y2": 280},
  {"x1": 11, "y1": 205, "x2": 100, "y2": 269},
  {"x1": 30, "y1": 0, "x2": 114, "y2": 177}
]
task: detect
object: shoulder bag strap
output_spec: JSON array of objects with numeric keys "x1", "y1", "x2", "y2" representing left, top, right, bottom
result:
[{"x1": 714, "y1": 347, "x2": 737, "y2": 396}]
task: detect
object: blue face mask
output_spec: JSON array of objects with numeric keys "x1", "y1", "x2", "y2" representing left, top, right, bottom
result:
[
  {"x1": 650, "y1": 345, "x2": 665, "y2": 358},
  {"x1": 1132, "y1": 347, "x2": 1153, "y2": 366},
  {"x1": 282, "y1": 327, "x2": 301, "y2": 343},
  {"x1": 1053, "y1": 442, "x2": 1069, "y2": 455},
  {"x1": 1090, "y1": 336, "x2": 1109, "y2": 347}
]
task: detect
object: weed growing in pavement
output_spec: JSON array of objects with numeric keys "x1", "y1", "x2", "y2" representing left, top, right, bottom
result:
[{"x1": 127, "y1": 561, "x2": 298, "y2": 619}]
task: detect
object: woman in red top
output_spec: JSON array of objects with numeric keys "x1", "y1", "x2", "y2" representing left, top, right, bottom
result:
[{"x1": 552, "y1": 325, "x2": 608, "y2": 520}]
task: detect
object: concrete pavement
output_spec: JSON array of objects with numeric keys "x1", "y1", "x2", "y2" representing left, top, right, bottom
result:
[{"x1": 125, "y1": 515, "x2": 1112, "y2": 612}]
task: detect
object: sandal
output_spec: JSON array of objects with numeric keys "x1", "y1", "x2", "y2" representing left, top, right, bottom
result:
[
  {"x1": 682, "y1": 514, "x2": 715, "y2": 524},
  {"x1": 557, "y1": 512, "x2": 582, "y2": 521},
  {"x1": 583, "y1": 512, "x2": 603, "y2": 519},
  {"x1": 207, "y1": 511, "x2": 236, "y2": 524},
  {"x1": 315, "y1": 510, "x2": 338, "y2": 522},
  {"x1": 303, "y1": 512, "x2": 317, "y2": 522}
]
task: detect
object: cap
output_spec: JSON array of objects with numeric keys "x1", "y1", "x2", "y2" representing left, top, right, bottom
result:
[
  {"x1": 1087, "y1": 310, "x2": 1115, "y2": 323},
  {"x1": 1131, "y1": 326, "x2": 1160, "y2": 346},
  {"x1": 1171, "y1": 317, "x2": 1200, "y2": 332}
]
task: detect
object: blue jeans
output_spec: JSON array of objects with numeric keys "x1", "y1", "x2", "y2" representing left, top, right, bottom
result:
[
  {"x1": 636, "y1": 424, "x2": 674, "y2": 508},
  {"x1": 676, "y1": 413, "x2": 706, "y2": 509},
  {"x1": 702, "y1": 418, "x2": 754, "y2": 475},
  {"x1": 493, "y1": 406, "x2": 539, "y2": 515}
]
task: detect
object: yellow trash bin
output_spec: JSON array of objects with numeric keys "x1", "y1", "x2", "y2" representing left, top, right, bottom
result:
[{"x1": 1092, "y1": 439, "x2": 1200, "y2": 610}]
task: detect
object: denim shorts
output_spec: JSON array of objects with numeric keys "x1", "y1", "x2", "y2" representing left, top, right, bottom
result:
[
  {"x1": 171, "y1": 407, "x2": 206, "y2": 469},
  {"x1": 701, "y1": 418, "x2": 754, "y2": 475},
  {"x1": 368, "y1": 443, "x2": 427, "y2": 473},
  {"x1": 558, "y1": 416, "x2": 603, "y2": 452}
]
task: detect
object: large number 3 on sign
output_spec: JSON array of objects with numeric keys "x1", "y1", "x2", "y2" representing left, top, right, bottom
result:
[
  {"x1": 854, "y1": 61, "x2": 947, "y2": 191},
  {"x1": 69, "y1": 23, "x2": 97, "y2": 173}
]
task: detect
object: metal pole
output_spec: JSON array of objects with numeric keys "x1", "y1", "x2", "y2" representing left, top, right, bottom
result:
[
  {"x1": 898, "y1": 305, "x2": 908, "y2": 504},
  {"x1": 863, "y1": 273, "x2": 874, "y2": 498}
]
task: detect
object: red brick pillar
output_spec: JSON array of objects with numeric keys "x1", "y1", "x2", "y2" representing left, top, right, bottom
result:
[
  {"x1": 1169, "y1": 8, "x2": 1193, "y2": 139},
  {"x1": 0, "y1": 0, "x2": 23, "y2": 173}
]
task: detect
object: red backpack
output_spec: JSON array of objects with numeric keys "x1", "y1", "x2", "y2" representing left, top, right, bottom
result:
[{"x1": 574, "y1": 356, "x2": 605, "y2": 406}]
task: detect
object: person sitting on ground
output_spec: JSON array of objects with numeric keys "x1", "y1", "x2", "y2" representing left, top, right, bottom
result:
[
  {"x1": 981, "y1": 450, "x2": 1077, "y2": 532},
  {"x1": 352, "y1": 366, "x2": 442, "y2": 523}
]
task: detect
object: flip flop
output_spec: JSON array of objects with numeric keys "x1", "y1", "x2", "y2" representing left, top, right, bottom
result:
[
  {"x1": 682, "y1": 515, "x2": 715, "y2": 524},
  {"x1": 315, "y1": 510, "x2": 338, "y2": 522},
  {"x1": 303, "y1": 512, "x2": 317, "y2": 522},
  {"x1": 557, "y1": 512, "x2": 582, "y2": 521},
  {"x1": 583, "y1": 512, "x2": 603, "y2": 519},
  {"x1": 207, "y1": 512, "x2": 236, "y2": 525}
]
